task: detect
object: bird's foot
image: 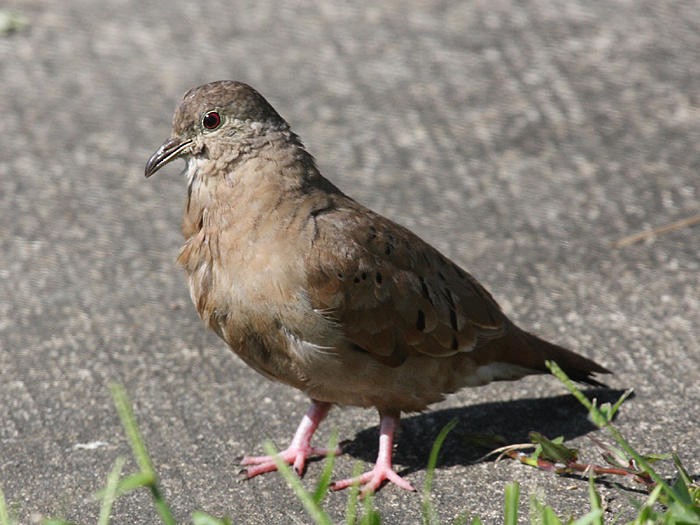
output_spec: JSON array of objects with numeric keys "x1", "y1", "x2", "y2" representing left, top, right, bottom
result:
[
  {"x1": 330, "y1": 411, "x2": 414, "y2": 496},
  {"x1": 241, "y1": 443, "x2": 342, "y2": 478},
  {"x1": 240, "y1": 400, "x2": 335, "y2": 478},
  {"x1": 330, "y1": 463, "x2": 415, "y2": 496}
]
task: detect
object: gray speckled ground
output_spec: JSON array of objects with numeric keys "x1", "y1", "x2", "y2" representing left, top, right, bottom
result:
[{"x1": 1, "y1": 1, "x2": 698, "y2": 523}]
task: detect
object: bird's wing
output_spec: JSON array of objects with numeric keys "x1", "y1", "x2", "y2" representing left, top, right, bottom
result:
[{"x1": 304, "y1": 202, "x2": 507, "y2": 367}]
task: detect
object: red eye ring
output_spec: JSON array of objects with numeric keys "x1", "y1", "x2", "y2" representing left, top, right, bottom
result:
[{"x1": 202, "y1": 110, "x2": 221, "y2": 130}]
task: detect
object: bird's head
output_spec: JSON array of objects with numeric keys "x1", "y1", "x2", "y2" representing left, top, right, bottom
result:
[{"x1": 145, "y1": 80, "x2": 288, "y2": 178}]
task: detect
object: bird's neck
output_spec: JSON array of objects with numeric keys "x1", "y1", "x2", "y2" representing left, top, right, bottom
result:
[{"x1": 181, "y1": 134, "x2": 339, "y2": 242}]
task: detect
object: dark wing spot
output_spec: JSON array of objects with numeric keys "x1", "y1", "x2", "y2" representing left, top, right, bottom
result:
[
  {"x1": 367, "y1": 226, "x2": 378, "y2": 241},
  {"x1": 337, "y1": 272, "x2": 345, "y2": 280},
  {"x1": 361, "y1": 272, "x2": 367, "y2": 280},
  {"x1": 444, "y1": 288, "x2": 456, "y2": 309},
  {"x1": 310, "y1": 203, "x2": 334, "y2": 218},
  {"x1": 350, "y1": 343, "x2": 368, "y2": 353},
  {"x1": 444, "y1": 288, "x2": 459, "y2": 330},
  {"x1": 352, "y1": 342, "x2": 406, "y2": 367},
  {"x1": 419, "y1": 276, "x2": 434, "y2": 305},
  {"x1": 451, "y1": 335, "x2": 459, "y2": 351},
  {"x1": 449, "y1": 308, "x2": 458, "y2": 332},
  {"x1": 353, "y1": 276, "x2": 361, "y2": 283},
  {"x1": 375, "y1": 272, "x2": 383, "y2": 284},
  {"x1": 416, "y1": 310, "x2": 426, "y2": 332},
  {"x1": 384, "y1": 233, "x2": 396, "y2": 255}
]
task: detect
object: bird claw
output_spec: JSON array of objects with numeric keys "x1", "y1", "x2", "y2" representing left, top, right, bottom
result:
[
  {"x1": 330, "y1": 464, "x2": 415, "y2": 496},
  {"x1": 241, "y1": 444, "x2": 343, "y2": 479}
]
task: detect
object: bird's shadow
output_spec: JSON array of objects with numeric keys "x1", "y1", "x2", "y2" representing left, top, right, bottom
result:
[{"x1": 341, "y1": 389, "x2": 628, "y2": 476}]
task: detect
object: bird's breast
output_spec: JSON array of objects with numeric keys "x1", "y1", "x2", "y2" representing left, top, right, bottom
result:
[{"x1": 176, "y1": 195, "x2": 345, "y2": 387}]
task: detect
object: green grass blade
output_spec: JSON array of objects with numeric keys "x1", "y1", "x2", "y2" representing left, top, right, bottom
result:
[
  {"x1": 109, "y1": 384, "x2": 176, "y2": 525},
  {"x1": 633, "y1": 483, "x2": 663, "y2": 525},
  {"x1": 529, "y1": 492, "x2": 564, "y2": 525},
  {"x1": 421, "y1": 418, "x2": 458, "y2": 524},
  {"x1": 529, "y1": 432, "x2": 577, "y2": 463},
  {"x1": 0, "y1": 484, "x2": 10, "y2": 525},
  {"x1": 571, "y1": 510, "x2": 604, "y2": 525},
  {"x1": 312, "y1": 432, "x2": 338, "y2": 505},
  {"x1": 423, "y1": 418, "x2": 458, "y2": 496},
  {"x1": 607, "y1": 389, "x2": 634, "y2": 420},
  {"x1": 110, "y1": 384, "x2": 154, "y2": 476},
  {"x1": 671, "y1": 452, "x2": 700, "y2": 508},
  {"x1": 263, "y1": 441, "x2": 332, "y2": 525},
  {"x1": 115, "y1": 472, "x2": 157, "y2": 494},
  {"x1": 545, "y1": 361, "x2": 594, "y2": 412},
  {"x1": 540, "y1": 505, "x2": 562, "y2": 525},
  {"x1": 94, "y1": 471, "x2": 157, "y2": 502},
  {"x1": 672, "y1": 452, "x2": 693, "y2": 487},
  {"x1": 360, "y1": 493, "x2": 381, "y2": 525},
  {"x1": 98, "y1": 456, "x2": 126, "y2": 525},
  {"x1": 191, "y1": 511, "x2": 232, "y2": 525},
  {"x1": 584, "y1": 474, "x2": 604, "y2": 525},
  {"x1": 345, "y1": 462, "x2": 364, "y2": 525},
  {"x1": 504, "y1": 482, "x2": 520, "y2": 525}
]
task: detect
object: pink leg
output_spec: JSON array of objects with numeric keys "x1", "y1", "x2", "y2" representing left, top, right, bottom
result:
[
  {"x1": 241, "y1": 400, "x2": 339, "y2": 478},
  {"x1": 330, "y1": 411, "x2": 415, "y2": 496}
]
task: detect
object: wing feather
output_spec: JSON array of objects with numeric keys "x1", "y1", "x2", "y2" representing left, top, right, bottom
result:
[{"x1": 305, "y1": 201, "x2": 506, "y2": 366}]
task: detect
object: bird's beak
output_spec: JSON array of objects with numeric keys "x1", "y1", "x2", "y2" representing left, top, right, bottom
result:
[{"x1": 144, "y1": 137, "x2": 193, "y2": 178}]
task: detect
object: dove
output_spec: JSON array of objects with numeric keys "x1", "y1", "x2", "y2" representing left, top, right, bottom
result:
[{"x1": 145, "y1": 80, "x2": 608, "y2": 495}]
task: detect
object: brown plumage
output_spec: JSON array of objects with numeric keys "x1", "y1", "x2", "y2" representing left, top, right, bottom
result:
[{"x1": 145, "y1": 80, "x2": 609, "y2": 494}]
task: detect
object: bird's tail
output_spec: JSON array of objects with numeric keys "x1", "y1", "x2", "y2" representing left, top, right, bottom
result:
[{"x1": 473, "y1": 323, "x2": 610, "y2": 386}]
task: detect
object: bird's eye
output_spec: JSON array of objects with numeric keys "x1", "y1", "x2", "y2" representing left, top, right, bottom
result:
[{"x1": 202, "y1": 111, "x2": 221, "y2": 130}]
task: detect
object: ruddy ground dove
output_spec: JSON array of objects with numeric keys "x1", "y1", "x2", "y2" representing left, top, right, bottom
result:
[{"x1": 145, "y1": 80, "x2": 608, "y2": 495}]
